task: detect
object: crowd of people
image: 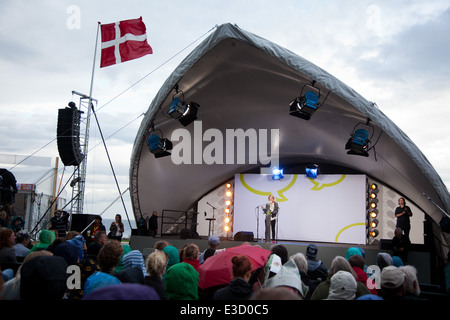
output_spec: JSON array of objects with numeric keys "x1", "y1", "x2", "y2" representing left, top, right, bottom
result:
[{"x1": 0, "y1": 218, "x2": 433, "y2": 301}]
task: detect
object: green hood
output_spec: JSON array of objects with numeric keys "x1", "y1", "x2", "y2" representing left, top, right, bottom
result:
[{"x1": 29, "y1": 229, "x2": 56, "y2": 253}]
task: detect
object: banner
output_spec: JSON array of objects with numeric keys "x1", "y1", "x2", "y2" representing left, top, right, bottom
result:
[{"x1": 233, "y1": 174, "x2": 366, "y2": 244}]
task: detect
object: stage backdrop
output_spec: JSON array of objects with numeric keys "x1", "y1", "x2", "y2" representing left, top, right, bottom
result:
[{"x1": 233, "y1": 174, "x2": 367, "y2": 244}]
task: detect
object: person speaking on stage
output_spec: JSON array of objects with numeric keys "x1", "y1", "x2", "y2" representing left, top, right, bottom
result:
[
  {"x1": 395, "y1": 197, "x2": 413, "y2": 243},
  {"x1": 261, "y1": 194, "x2": 278, "y2": 243}
]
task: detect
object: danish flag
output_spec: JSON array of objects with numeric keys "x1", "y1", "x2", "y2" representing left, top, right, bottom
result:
[{"x1": 100, "y1": 17, "x2": 153, "y2": 68}]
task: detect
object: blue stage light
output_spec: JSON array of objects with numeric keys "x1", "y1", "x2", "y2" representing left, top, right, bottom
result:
[
  {"x1": 272, "y1": 168, "x2": 284, "y2": 180},
  {"x1": 147, "y1": 134, "x2": 173, "y2": 158}
]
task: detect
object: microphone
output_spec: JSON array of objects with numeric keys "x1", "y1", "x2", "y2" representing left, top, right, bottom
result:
[{"x1": 206, "y1": 202, "x2": 216, "y2": 209}]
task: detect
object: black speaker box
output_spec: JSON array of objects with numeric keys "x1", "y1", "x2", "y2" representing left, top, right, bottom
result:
[
  {"x1": 70, "y1": 214, "x2": 98, "y2": 232},
  {"x1": 234, "y1": 231, "x2": 254, "y2": 242},
  {"x1": 57, "y1": 108, "x2": 84, "y2": 166},
  {"x1": 180, "y1": 229, "x2": 199, "y2": 239}
]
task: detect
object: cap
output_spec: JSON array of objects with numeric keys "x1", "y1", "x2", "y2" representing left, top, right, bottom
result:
[{"x1": 381, "y1": 266, "x2": 406, "y2": 289}]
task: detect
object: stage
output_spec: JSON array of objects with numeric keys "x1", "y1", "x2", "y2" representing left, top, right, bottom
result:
[{"x1": 129, "y1": 234, "x2": 433, "y2": 285}]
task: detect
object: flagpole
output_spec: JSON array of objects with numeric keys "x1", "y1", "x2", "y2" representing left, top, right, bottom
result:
[{"x1": 88, "y1": 22, "x2": 101, "y2": 104}]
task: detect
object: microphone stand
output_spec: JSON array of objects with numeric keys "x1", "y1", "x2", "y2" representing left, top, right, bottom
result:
[{"x1": 206, "y1": 202, "x2": 216, "y2": 235}]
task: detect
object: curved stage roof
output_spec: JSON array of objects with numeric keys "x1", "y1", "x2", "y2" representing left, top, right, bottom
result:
[{"x1": 130, "y1": 24, "x2": 449, "y2": 252}]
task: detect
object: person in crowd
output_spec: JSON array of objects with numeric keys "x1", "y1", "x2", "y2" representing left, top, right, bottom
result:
[
  {"x1": 66, "y1": 234, "x2": 86, "y2": 262},
  {"x1": 164, "y1": 261, "x2": 199, "y2": 300},
  {"x1": 392, "y1": 227, "x2": 410, "y2": 263},
  {"x1": 379, "y1": 265, "x2": 407, "y2": 300},
  {"x1": 114, "y1": 244, "x2": 132, "y2": 273},
  {"x1": 108, "y1": 214, "x2": 124, "y2": 241},
  {"x1": 86, "y1": 230, "x2": 107, "y2": 257},
  {"x1": 264, "y1": 259, "x2": 304, "y2": 299},
  {"x1": 213, "y1": 255, "x2": 253, "y2": 300},
  {"x1": 83, "y1": 270, "x2": 122, "y2": 297},
  {"x1": 395, "y1": 197, "x2": 413, "y2": 243},
  {"x1": 181, "y1": 243, "x2": 201, "y2": 271},
  {"x1": 29, "y1": 229, "x2": 56, "y2": 253},
  {"x1": 53, "y1": 241, "x2": 80, "y2": 266},
  {"x1": 310, "y1": 256, "x2": 370, "y2": 300},
  {"x1": 20, "y1": 255, "x2": 68, "y2": 300},
  {"x1": 270, "y1": 244, "x2": 288, "y2": 265},
  {"x1": 8, "y1": 216, "x2": 25, "y2": 234},
  {"x1": 13, "y1": 230, "x2": 31, "y2": 259},
  {"x1": 70, "y1": 255, "x2": 101, "y2": 300},
  {"x1": 162, "y1": 245, "x2": 180, "y2": 277},
  {"x1": 199, "y1": 235, "x2": 220, "y2": 264},
  {"x1": 1, "y1": 250, "x2": 53, "y2": 300},
  {"x1": 145, "y1": 250, "x2": 168, "y2": 299},
  {"x1": 377, "y1": 252, "x2": 393, "y2": 270},
  {"x1": 148, "y1": 210, "x2": 158, "y2": 237},
  {"x1": 348, "y1": 255, "x2": 378, "y2": 295},
  {"x1": 87, "y1": 215, "x2": 106, "y2": 244},
  {"x1": 0, "y1": 228, "x2": 17, "y2": 263},
  {"x1": 97, "y1": 239, "x2": 123, "y2": 274},
  {"x1": 116, "y1": 249, "x2": 147, "y2": 284},
  {"x1": 400, "y1": 265, "x2": 423, "y2": 299},
  {"x1": 290, "y1": 252, "x2": 317, "y2": 299},
  {"x1": 0, "y1": 210, "x2": 8, "y2": 228},
  {"x1": 153, "y1": 240, "x2": 169, "y2": 251},
  {"x1": 305, "y1": 244, "x2": 328, "y2": 286},
  {"x1": 326, "y1": 270, "x2": 358, "y2": 300},
  {"x1": 83, "y1": 283, "x2": 159, "y2": 300},
  {"x1": 250, "y1": 287, "x2": 302, "y2": 300},
  {"x1": 49, "y1": 209, "x2": 70, "y2": 238}
]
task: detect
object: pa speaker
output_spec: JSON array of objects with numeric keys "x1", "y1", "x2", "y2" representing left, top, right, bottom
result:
[
  {"x1": 234, "y1": 231, "x2": 254, "y2": 242},
  {"x1": 180, "y1": 229, "x2": 199, "y2": 239},
  {"x1": 70, "y1": 214, "x2": 98, "y2": 232},
  {"x1": 57, "y1": 107, "x2": 84, "y2": 166}
]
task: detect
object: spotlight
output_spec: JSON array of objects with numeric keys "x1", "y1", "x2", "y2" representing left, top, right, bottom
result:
[
  {"x1": 226, "y1": 191, "x2": 233, "y2": 197},
  {"x1": 305, "y1": 164, "x2": 319, "y2": 179},
  {"x1": 225, "y1": 200, "x2": 231, "y2": 206},
  {"x1": 225, "y1": 183, "x2": 232, "y2": 189},
  {"x1": 345, "y1": 128, "x2": 370, "y2": 157},
  {"x1": 370, "y1": 183, "x2": 378, "y2": 190},
  {"x1": 224, "y1": 208, "x2": 230, "y2": 214},
  {"x1": 369, "y1": 229, "x2": 379, "y2": 237},
  {"x1": 168, "y1": 97, "x2": 199, "y2": 127},
  {"x1": 225, "y1": 216, "x2": 230, "y2": 224},
  {"x1": 369, "y1": 211, "x2": 378, "y2": 219},
  {"x1": 289, "y1": 82, "x2": 322, "y2": 121},
  {"x1": 272, "y1": 168, "x2": 284, "y2": 180},
  {"x1": 369, "y1": 219, "x2": 379, "y2": 228},
  {"x1": 369, "y1": 192, "x2": 377, "y2": 199},
  {"x1": 369, "y1": 202, "x2": 377, "y2": 209},
  {"x1": 224, "y1": 225, "x2": 230, "y2": 232},
  {"x1": 147, "y1": 134, "x2": 173, "y2": 158}
]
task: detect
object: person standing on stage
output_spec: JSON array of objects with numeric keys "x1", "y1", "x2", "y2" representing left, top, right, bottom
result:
[
  {"x1": 261, "y1": 194, "x2": 279, "y2": 243},
  {"x1": 395, "y1": 197, "x2": 413, "y2": 242}
]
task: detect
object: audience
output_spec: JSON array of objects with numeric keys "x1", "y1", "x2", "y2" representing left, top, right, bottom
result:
[{"x1": 0, "y1": 226, "x2": 444, "y2": 303}]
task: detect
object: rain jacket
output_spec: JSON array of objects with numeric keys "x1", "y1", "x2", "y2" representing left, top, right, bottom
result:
[{"x1": 29, "y1": 229, "x2": 56, "y2": 253}]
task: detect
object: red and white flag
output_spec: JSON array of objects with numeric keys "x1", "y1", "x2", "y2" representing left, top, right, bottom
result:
[{"x1": 100, "y1": 17, "x2": 153, "y2": 68}]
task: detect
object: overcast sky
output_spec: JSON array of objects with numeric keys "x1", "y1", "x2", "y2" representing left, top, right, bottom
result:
[{"x1": 1, "y1": 0, "x2": 449, "y2": 222}]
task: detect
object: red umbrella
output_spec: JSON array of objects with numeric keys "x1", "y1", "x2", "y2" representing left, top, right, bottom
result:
[{"x1": 198, "y1": 243, "x2": 271, "y2": 289}]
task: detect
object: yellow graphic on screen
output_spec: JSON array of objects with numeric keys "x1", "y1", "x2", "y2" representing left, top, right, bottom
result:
[
  {"x1": 335, "y1": 222, "x2": 366, "y2": 242},
  {"x1": 308, "y1": 174, "x2": 346, "y2": 190},
  {"x1": 239, "y1": 174, "x2": 297, "y2": 202}
]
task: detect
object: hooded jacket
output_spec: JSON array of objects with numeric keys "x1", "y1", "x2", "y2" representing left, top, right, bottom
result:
[
  {"x1": 213, "y1": 277, "x2": 253, "y2": 300},
  {"x1": 164, "y1": 262, "x2": 199, "y2": 300},
  {"x1": 29, "y1": 229, "x2": 56, "y2": 253}
]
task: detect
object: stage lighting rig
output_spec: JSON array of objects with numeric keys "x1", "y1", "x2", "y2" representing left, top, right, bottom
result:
[
  {"x1": 345, "y1": 119, "x2": 376, "y2": 157},
  {"x1": 168, "y1": 85, "x2": 199, "y2": 126},
  {"x1": 305, "y1": 164, "x2": 319, "y2": 179},
  {"x1": 289, "y1": 81, "x2": 328, "y2": 120},
  {"x1": 272, "y1": 167, "x2": 284, "y2": 180},
  {"x1": 147, "y1": 134, "x2": 173, "y2": 158}
]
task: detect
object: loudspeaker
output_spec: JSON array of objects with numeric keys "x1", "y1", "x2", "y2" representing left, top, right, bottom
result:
[
  {"x1": 70, "y1": 214, "x2": 98, "y2": 232},
  {"x1": 234, "y1": 231, "x2": 254, "y2": 242},
  {"x1": 57, "y1": 107, "x2": 84, "y2": 166}
]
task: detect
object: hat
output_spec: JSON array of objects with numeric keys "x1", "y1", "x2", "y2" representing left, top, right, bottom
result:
[
  {"x1": 164, "y1": 262, "x2": 199, "y2": 300},
  {"x1": 345, "y1": 247, "x2": 363, "y2": 260},
  {"x1": 20, "y1": 255, "x2": 68, "y2": 300},
  {"x1": 264, "y1": 259, "x2": 304, "y2": 296},
  {"x1": 265, "y1": 254, "x2": 282, "y2": 277},
  {"x1": 381, "y1": 266, "x2": 405, "y2": 289},
  {"x1": 377, "y1": 252, "x2": 393, "y2": 269},
  {"x1": 327, "y1": 270, "x2": 357, "y2": 300},
  {"x1": 208, "y1": 235, "x2": 220, "y2": 246},
  {"x1": 83, "y1": 283, "x2": 159, "y2": 300},
  {"x1": 306, "y1": 244, "x2": 318, "y2": 259},
  {"x1": 54, "y1": 242, "x2": 80, "y2": 266},
  {"x1": 122, "y1": 250, "x2": 148, "y2": 276},
  {"x1": 84, "y1": 271, "x2": 122, "y2": 296}
]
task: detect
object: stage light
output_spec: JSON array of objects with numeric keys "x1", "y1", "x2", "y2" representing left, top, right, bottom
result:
[
  {"x1": 345, "y1": 128, "x2": 370, "y2": 157},
  {"x1": 369, "y1": 192, "x2": 377, "y2": 199},
  {"x1": 226, "y1": 191, "x2": 232, "y2": 197},
  {"x1": 369, "y1": 202, "x2": 377, "y2": 209},
  {"x1": 225, "y1": 200, "x2": 231, "y2": 206},
  {"x1": 225, "y1": 216, "x2": 230, "y2": 224},
  {"x1": 226, "y1": 183, "x2": 232, "y2": 189},
  {"x1": 305, "y1": 164, "x2": 319, "y2": 179},
  {"x1": 370, "y1": 183, "x2": 378, "y2": 190},
  {"x1": 147, "y1": 134, "x2": 173, "y2": 158},
  {"x1": 272, "y1": 168, "x2": 284, "y2": 180},
  {"x1": 369, "y1": 229, "x2": 379, "y2": 238},
  {"x1": 369, "y1": 219, "x2": 379, "y2": 228},
  {"x1": 289, "y1": 82, "x2": 323, "y2": 121},
  {"x1": 168, "y1": 97, "x2": 199, "y2": 127},
  {"x1": 369, "y1": 211, "x2": 378, "y2": 219},
  {"x1": 224, "y1": 208, "x2": 230, "y2": 214},
  {"x1": 224, "y1": 225, "x2": 230, "y2": 232}
]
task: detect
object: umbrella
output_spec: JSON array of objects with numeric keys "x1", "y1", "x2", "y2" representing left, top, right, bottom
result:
[{"x1": 198, "y1": 243, "x2": 271, "y2": 289}]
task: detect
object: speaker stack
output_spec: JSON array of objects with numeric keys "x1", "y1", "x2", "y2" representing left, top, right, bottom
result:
[{"x1": 56, "y1": 104, "x2": 84, "y2": 166}]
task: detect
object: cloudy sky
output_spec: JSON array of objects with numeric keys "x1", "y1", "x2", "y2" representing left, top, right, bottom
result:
[{"x1": 1, "y1": 0, "x2": 449, "y2": 223}]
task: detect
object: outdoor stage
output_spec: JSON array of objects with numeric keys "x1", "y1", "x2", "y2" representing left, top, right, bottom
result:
[{"x1": 128, "y1": 234, "x2": 433, "y2": 285}]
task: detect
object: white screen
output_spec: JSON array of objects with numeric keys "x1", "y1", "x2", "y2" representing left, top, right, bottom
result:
[{"x1": 233, "y1": 173, "x2": 367, "y2": 244}]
